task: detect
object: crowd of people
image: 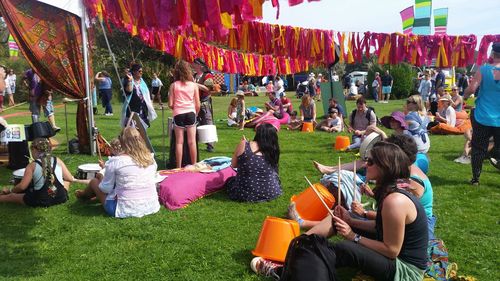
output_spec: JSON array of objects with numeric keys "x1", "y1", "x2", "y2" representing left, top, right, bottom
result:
[{"x1": 1, "y1": 40, "x2": 499, "y2": 281}]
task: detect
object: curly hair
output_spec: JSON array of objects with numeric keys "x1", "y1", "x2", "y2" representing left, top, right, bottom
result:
[
  {"x1": 173, "y1": 60, "x2": 193, "y2": 82},
  {"x1": 119, "y1": 127, "x2": 154, "y2": 168}
]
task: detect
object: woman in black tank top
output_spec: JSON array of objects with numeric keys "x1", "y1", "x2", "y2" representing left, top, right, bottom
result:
[{"x1": 272, "y1": 142, "x2": 428, "y2": 281}]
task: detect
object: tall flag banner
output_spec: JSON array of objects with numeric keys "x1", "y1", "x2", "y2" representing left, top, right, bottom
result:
[
  {"x1": 400, "y1": 6, "x2": 414, "y2": 35},
  {"x1": 413, "y1": 0, "x2": 432, "y2": 35},
  {"x1": 434, "y1": 8, "x2": 448, "y2": 35},
  {"x1": 8, "y1": 34, "x2": 18, "y2": 57}
]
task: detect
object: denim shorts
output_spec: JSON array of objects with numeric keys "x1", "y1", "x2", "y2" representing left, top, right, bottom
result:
[
  {"x1": 104, "y1": 199, "x2": 117, "y2": 216},
  {"x1": 44, "y1": 100, "x2": 54, "y2": 117}
]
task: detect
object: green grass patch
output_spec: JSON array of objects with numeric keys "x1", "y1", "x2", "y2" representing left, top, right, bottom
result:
[{"x1": 0, "y1": 94, "x2": 499, "y2": 280}]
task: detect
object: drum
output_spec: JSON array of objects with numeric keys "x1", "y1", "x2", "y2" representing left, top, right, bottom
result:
[
  {"x1": 76, "y1": 163, "x2": 101, "y2": 180},
  {"x1": 197, "y1": 125, "x2": 218, "y2": 143},
  {"x1": 11, "y1": 168, "x2": 25, "y2": 185},
  {"x1": 252, "y1": 216, "x2": 300, "y2": 262},
  {"x1": 359, "y1": 132, "x2": 383, "y2": 160}
]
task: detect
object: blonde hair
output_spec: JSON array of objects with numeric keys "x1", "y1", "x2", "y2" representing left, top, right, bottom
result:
[
  {"x1": 301, "y1": 94, "x2": 312, "y2": 107},
  {"x1": 407, "y1": 94, "x2": 426, "y2": 114},
  {"x1": 119, "y1": 127, "x2": 154, "y2": 168}
]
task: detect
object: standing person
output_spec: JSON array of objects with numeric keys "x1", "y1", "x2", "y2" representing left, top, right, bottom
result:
[
  {"x1": 308, "y1": 73, "x2": 317, "y2": 100},
  {"x1": 122, "y1": 63, "x2": 157, "y2": 127},
  {"x1": 0, "y1": 138, "x2": 74, "y2": 207},
  {"x1": 23, "y1": 68, "x2": 42, "y2": 123},
  {"x1": 371, "y1": 72, "x2": 380, "y2": 102},
  {"x1": 343, "y1": 73, "x2": 351, "y2": 96},
  {"x1": 0, "y1": 66, "x2": 5, "y2": 112},
  {"x1": 95, "y1": 71, "x2": 113, "y2": 116},
  {"x1": 381, "y1": 70, "x2": 393, "y2": 103},
  {"x1": 151, "y1": 72, "x2": 163, "y2": 107},
  {"x1": 376, "y1": 71, "x2": 383, "y2": 102},
  {"x1": 435, "y1": 69, "x2": 445, "y2": 91},
  {"x1": 464, "y1": 42, "x2": 500, "y2": 186},
  {"x1": 418, "y1": 73, "x2": 432, "y2": 107},
  {"x1": 168, "y1": 60, "x2": 200, "y2": 168},
  {"x1": 6, "y1": 69, "x2": 16, "y2": 106},
  {"x1": 39, "y1": 82, "x2": 61, "y2": 132},
  {"x1": 274, "y1": 75, "x2": 285, "y2": 98},
  {"x1": 457, "y1": 72, "x2": 469, "y2": 96},
  {"x1": 192, "y1": 58, "x2": 215, "y2": 152},
  {"x1": 252, "y1": 142, "x2": 428, "y2": 281}
]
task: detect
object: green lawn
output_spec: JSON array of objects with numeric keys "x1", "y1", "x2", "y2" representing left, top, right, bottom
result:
[{"x1": 0, "y1": 94, "x2": 498, "y2": 280}]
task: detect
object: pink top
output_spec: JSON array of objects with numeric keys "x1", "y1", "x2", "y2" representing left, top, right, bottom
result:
[{"x1": 172, "y1": 81, "x2": 198, "y2": 116}]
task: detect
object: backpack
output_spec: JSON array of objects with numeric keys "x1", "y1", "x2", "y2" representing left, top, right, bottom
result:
[{"x1": 350, "y1": 107, "x2": 379, "y2": 127}]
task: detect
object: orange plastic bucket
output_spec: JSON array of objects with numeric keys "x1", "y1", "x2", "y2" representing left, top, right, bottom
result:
[
  {"x1": 301, "y1": 122, "x2": 314, "y2": 132},
  {"x1": 334, "y1": 136, "x2": 350, "y2": 150},
  {"x1": 290, "y1": 183, "x2": 335, "y2": 221},
  {"x1": 252, "y1": 216, "x2": 300, "y2": 262}
]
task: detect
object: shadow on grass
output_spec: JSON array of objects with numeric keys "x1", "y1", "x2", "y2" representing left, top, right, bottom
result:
[
  {"x1": 67, "y1": 199, "x2": 108, "y2": 217},
  {"x1": 0, "y1": 205, "x2": 46, "y2": 278}
]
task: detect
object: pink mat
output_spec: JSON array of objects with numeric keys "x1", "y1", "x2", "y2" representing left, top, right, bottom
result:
[{"x1": 158, "y1": 167, "x2": 236, "y2": 210}]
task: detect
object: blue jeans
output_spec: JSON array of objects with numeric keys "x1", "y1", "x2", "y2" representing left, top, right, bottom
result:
[
  {"x1": 372, "y1": 87, "x2": 378, "y2": 101},
  {"x1": 427, "y1": 215, "x2": 437, "y2": 240},
  {"x1": 99, "y1": 88, "x2": 113, "y2": 114},
  {"x1": 347, "y1": 135, "x2": 362, "y2": 150}
]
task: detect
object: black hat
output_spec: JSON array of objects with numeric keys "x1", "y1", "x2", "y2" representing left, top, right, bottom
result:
[
  {"x1": 492, "y1": 42, "x2": 500, "y2": 53},
  {"x1": 194, "y1": 57, "x2": 208, "y2": 68}
]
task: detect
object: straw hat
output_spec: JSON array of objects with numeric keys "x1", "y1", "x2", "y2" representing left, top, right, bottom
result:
[
  {"x1": 439, "y1": 95, "x2": 452, "y2": 103},
  {"x1": 236, "y1": 90, "x2": 245, "y2": 97}
]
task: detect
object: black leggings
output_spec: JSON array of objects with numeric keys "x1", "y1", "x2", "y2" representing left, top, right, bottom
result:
[
  {"x1": 279, "y1": 235, "x2": 395, "y2": 281},
  {"x1": 471, "y1": 115, "x2": 500, "y2": 180}
]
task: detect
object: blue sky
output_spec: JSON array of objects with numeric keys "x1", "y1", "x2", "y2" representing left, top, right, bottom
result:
[{"x1": 261, "y1": 0, "x2": 500, "y2": 36}]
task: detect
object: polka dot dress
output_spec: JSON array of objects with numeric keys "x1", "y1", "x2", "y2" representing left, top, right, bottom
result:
[{"x1": 227, "y1": 142, "x2": 282, "y2": 202}]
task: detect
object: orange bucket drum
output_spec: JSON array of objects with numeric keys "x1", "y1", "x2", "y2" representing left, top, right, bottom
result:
[
  {"x1": 252, "y1": 216, "x2": 300, "y2": 262},
  {"x1": 301, "y1": 122, "x2": 314, "y2": 132},
  {"x1": 290, "y1": 183, "x2": 335, "y2": 221},
  {"x1": 334, "y1": 136, "x2": 350, "y2": 151}
]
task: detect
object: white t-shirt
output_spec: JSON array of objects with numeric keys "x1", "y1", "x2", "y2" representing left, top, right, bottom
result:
[
  {"x1": 439, "y1": 106, "x2": 456, "y2": 127},
  {"x1": 274, "y1": 79, "x2": 284, "y2": 96}
]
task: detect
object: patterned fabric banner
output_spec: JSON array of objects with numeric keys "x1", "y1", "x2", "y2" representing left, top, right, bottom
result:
[
  {"x1": 413, "y1": 0, "x2": 432, "y2": 35},
  {"x1": 400, "y1": 6, "x2": 414, "y2": 35},
  {"x1": 8, "y1": 34, "x2": 19, "y2": 57},
  {"x1": 0, "y1": 0, "x2": 92, "y2": 152},
  {"x1": 434, "y1": 8, "x2": 448, "y2": 35}
]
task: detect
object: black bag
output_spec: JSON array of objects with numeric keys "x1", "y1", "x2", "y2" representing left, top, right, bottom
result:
[
  {"x1": 7, "y1": 140, "x2": 30, "y2": 170},
  {"x1": 280, "y1": 234, "x2": 338, "y2": 281},
  {"x1": 68, "y1": 138, "x2": 80, "y2": 154}
]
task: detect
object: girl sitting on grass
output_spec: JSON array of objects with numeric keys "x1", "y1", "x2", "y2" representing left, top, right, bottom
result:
[
  {"x1": 1, "y1": 138, "x2": 73, "y2": 207},
  {"x1": 76, "y1": 127, "x2": 160, "y2": 218}
]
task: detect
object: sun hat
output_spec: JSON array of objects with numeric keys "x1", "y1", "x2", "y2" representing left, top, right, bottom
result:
[
  {"x1": 380, "y1": 111, "x2": 408, "y2": 130},
  {"x1": 439, "y1": 95, "x2": 452, "y2": 102},
  {"x1": 236, "y1": 90, "x2": 245, "y2": 97},
  {"x1": 318, "y1": 73, "x2": 323, "y2": 76}
]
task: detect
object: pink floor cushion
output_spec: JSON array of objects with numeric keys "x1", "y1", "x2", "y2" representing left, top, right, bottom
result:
[
  {"x1": 255, "y1": 116, "x2": 281, "y2": 131},
  {"x1": 278, "y1": 112, "x2": 290, "y2": 124},
  {"x1": 158, "y1": 167, "x2": 237, "y2": 210}
]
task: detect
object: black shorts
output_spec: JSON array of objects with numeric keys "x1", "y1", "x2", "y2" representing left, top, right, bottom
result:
[
  {"x1": 174, "y1": 112, "x2": 196, "y2": 128},
  {"x1": 152, "y1": 87, "x2": 160, "y2": 95}
]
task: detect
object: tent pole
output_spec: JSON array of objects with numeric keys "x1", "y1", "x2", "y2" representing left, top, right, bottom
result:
[{"x1": 81, "y1": 8, "x2": 95, "y2": 156}]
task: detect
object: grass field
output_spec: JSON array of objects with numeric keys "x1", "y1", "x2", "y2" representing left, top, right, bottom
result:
[{"x1": 0, "y1": 94, "x2": 499, "y2": 280}]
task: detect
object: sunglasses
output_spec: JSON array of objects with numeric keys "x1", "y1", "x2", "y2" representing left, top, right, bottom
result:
[
  {"x1": 452, "y1": 89, "x2": 458, "y2": 91},
  {"x1": 365, "y1": 157, "x2": 374, "y2": 166}
]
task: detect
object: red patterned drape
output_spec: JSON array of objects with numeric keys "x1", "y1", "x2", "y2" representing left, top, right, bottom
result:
[{"x1": 0, "y1": 0, "x2": 91, "y2": 152}]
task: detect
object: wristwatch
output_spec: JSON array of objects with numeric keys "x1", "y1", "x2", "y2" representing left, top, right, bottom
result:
[{"x1": 354, "y1": 233, "x2": 361, "y2": 244}]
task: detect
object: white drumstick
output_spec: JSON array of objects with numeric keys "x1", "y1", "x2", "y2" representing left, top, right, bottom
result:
[{"x1": 304, "y1": 176, "x2": 335, "y2": 218}]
